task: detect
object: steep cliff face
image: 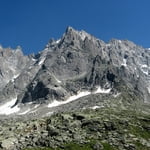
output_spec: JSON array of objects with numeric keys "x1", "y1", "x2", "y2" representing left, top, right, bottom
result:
[
  {"x1": 0, "y1": 46, "x2": 29, "y2": 90},
  {"x1": 0, "y1": 27, "x2": 149, "y2": 116}
]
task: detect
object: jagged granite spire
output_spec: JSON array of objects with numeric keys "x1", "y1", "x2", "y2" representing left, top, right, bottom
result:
[{"x1": 0, "y1": 27, "x2": 149, "y2": 117}]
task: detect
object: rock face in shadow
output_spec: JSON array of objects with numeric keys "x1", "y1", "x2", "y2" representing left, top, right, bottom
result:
[{"x1": 0, "y1": 26, "x2": 150, "y2": 107}]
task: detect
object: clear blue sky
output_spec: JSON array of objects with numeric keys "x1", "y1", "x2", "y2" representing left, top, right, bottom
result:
[{"x1": 0, "y1": 0, "x2": 150, "y2": 54}]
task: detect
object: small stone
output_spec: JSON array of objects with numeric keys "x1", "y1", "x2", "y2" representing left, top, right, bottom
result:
[
  {"x1": 72, "y1": 113, "x2": 85, "y2": 120},
  {"x1": 47, "y1": 125, "x2": 59, "y2": 136},
  {"x1": 1, "y1": 138, "x2": 17, "y2": 150},
  {"x1": 93, "y1": 142, "x2": 103, "y2": 150}
]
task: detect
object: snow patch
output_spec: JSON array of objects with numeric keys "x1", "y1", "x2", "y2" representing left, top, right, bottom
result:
[
  {"x1": 18, "y1": 103, "x2": 40, "y2": 115},
  {"x1": 53, "y1": 75, "x2": 62, "y2": 83},
  {"x1": 32, "y1": 58, "x2": 37, "y2": 62},
  {"x1": 0, "y1": 98, "x2": 20, "y2": 115},
  {"x1": 48, "y1": 91, "x2": 91, "y2": 108},
  {"x1": 113, "y1": 92, "x2": 121, "y2": 98},
  {"x1": 18, "y1": 109, "x2": 30, "y2": 115},
  {"x1": 121, "y1": 58, "x2": 127, "y2": 67},
  {"x1": 140, "y1": 64, "x2": 149, "y2": 75},
  {"x1": 147, "y1": 86, "x2": 150, "y2": 93},
  {"x1": 34, "y1": 104, "x2": 40, "y2": 109},
  {"x1": 141, "y1": 64, "x2": 148, "y2": 68},
  {"x1": 29, "y1": 66, "x2": 33, "y2": 69},
  {"x1": 118, "y1": 40, "x2": 122, "y2": 43},
  {"x1": 94, "y1": 86, "x2": 111, "y2": 94},
  {"x1": 106, "y1": 44, "x2": 111, "y2": 47},
  {"x1": 48, "y1": 87, "x2": 111, "y2": 108},
  {"x1": 14, "y1": 74, "x2": 20, "y2": 79},
  {"x1": 27, "y1": 102, "x2": 33, "y2": 105},
  {"x1": 91, "y1": 106, "x2": 100, "y2": 109},
  {"x1": 56, "y1": 39, "x2": 61, "y2": 44},
  {"x1": 142, "y1": 70, "x2": 149, "y2": 75},
  {"x1": 67, "y1": 91, "x2": 91, "y2": 102},
  {"x1": 38, "y1": 57, "x2": 45, "y2": 65},
  {"x1": 11, "y1": 74, "x2": 20, "y2": 82},
  {"x1": 90, "y1": 105, "x2": 105, "y2": 110},
  {"x1": 48, "y1": 100, "x2": 67, "y2": 108}
]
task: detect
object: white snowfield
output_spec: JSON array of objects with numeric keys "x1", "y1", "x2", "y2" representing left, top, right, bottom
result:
[
  {"x1": 0, "y1": 98, "x2": 20, "y2": 115},
  {"x1": 48, "y1": 86, "x2": 111, "y2": 108},
  {"x1": 48, "y1": 91, "x2": 91, "y2": 108},
  {"x1": 0, "y1": 100, "x2": 39, "y2": 115}
]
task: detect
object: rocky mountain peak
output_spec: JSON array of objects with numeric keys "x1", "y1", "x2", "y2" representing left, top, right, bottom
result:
[
  {"x1": 65, "y1": 26, "x2": 75, "y2": 33},
  {"x1": 65, "y1": 26, "x2": 94, "y2": 41},
  {"x1": 45, "y1": 27, "x2": 105, "y2": 52},
  {"x1": 0, "y1": 27, "x2": 149, "y2": 117},
  {"x1": 0, "y1": 27, "x2": 150, "y2": 150}
]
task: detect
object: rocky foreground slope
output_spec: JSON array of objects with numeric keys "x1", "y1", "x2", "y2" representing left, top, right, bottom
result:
[{"x1": 0, "y1": 103, "x2": 150, "y2": 150}]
